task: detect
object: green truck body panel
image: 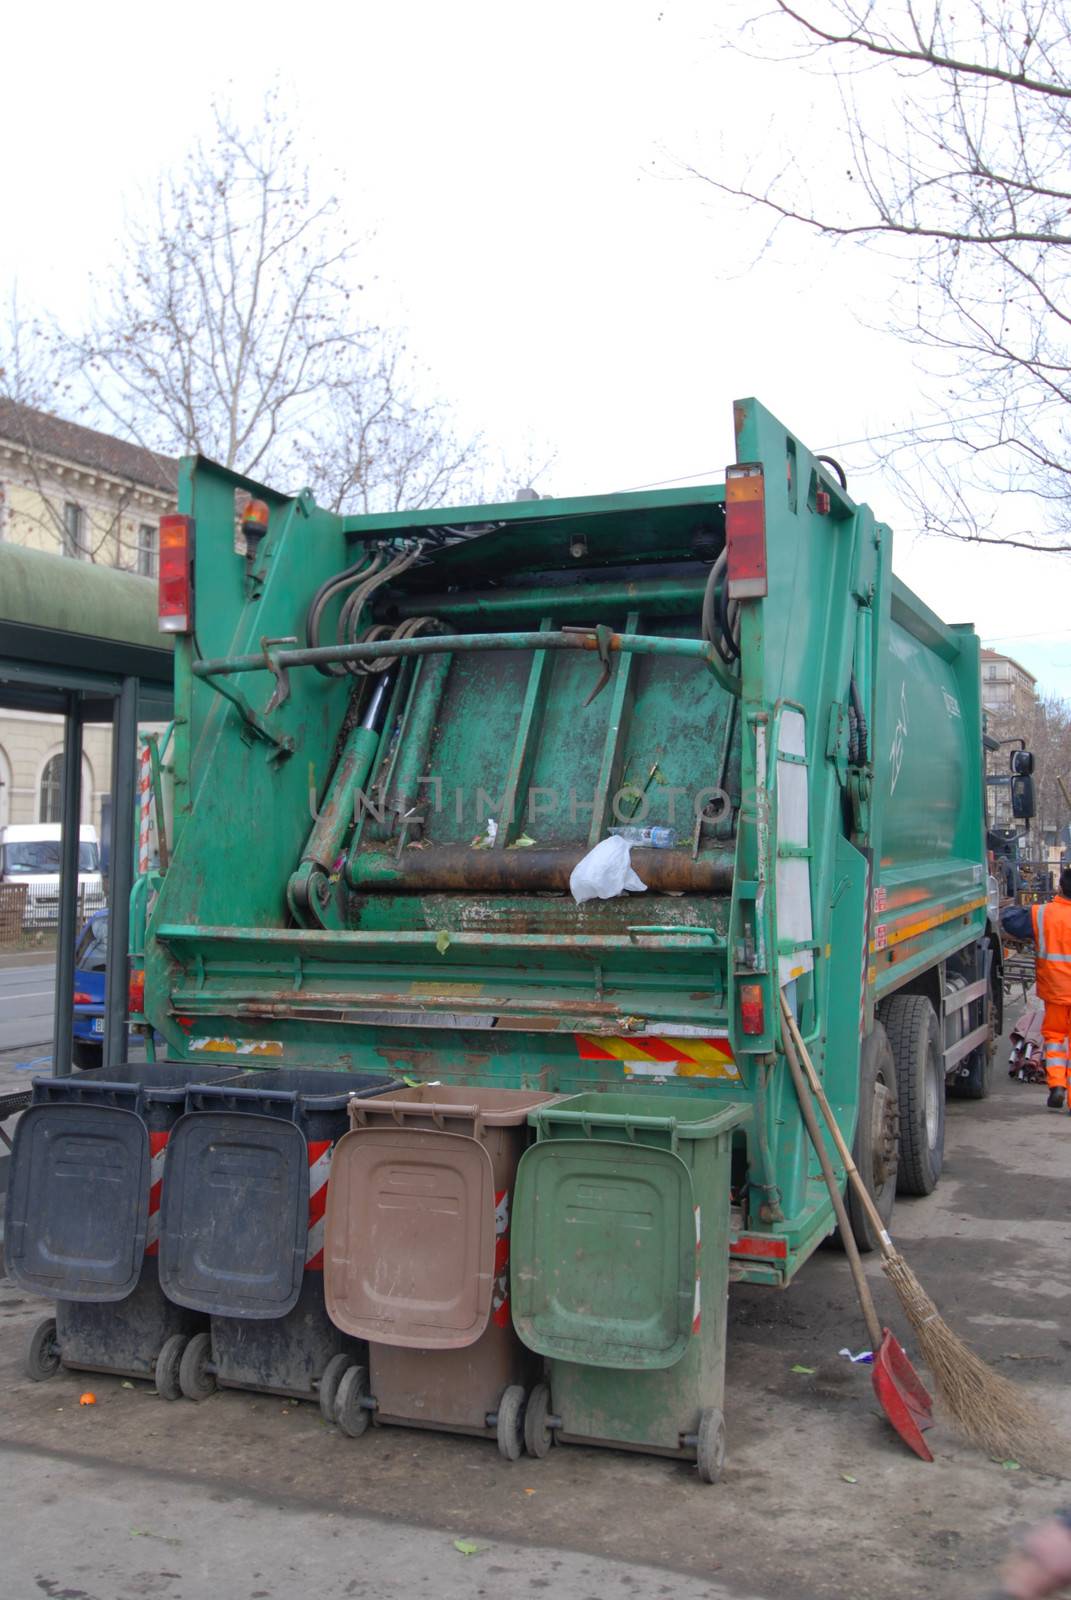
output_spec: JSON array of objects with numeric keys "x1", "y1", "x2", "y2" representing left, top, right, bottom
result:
[{"x1": 144, "y1": 398, "x2": 989, "y2": 1288}]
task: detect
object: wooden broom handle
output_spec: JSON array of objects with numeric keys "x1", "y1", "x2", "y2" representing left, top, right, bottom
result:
[
  {"x1": 779, "y1": 994, "x2": 894, "y2": 1255},
  {"x1": 780, "y1": 1014, "x2": 884, "y2": 1351}
]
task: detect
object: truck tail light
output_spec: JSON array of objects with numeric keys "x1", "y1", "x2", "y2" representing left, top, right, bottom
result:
[
  {"x1": 158, "y1": 515, "x2": 194, "y2": 633},
  {"x1": 725, "y1": 463, "x2": 767, "y2": 600},
  {"x1": 128, "y1": 967, "x2": 146, "y2": 1015},
  {"x1": 72, "y1": 990, "x2": 93, "y2": 1005},
  {"x1": 739, "y1": 982, "x2": 765, "y2": 1036}
]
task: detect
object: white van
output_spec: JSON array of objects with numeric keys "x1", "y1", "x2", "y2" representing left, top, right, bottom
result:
[{"x1": 0, "y1": 823, "x2": 104, "y2": 927}]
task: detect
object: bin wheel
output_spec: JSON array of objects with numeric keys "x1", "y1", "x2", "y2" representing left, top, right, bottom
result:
[
  {"x1": 318, "y1": 1352, "x2": 355, "y2": 1425},
  {"x1": 178, "y1": 1330, "x2": 216, "y2": 1402},
  {"x1": 496, "y1": 1384, "x2": 526, "y2": 1462},
  {"x1": 696, "y1": 1408, "x2": 726, "y2": 1485},
  {"x1": 155, "y1": 1333, "x2": 188, "y2": 1402},
  {"x1": 334, "y1": 1364, "x2": 371, "y2": 1439},
  {"x1": 26, "y1": 1316, "x2": 61, "y2": 1382},
  {"x1": 523, "y1": 1382, "x2": 553, "y2": 1459}
]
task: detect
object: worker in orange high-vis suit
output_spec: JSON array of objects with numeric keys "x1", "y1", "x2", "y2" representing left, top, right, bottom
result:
[{"x1": 1002, "y1": 866, "x2": 1071, "y2": 1112}]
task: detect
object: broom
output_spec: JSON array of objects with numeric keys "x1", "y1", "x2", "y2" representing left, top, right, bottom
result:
[{"x1": 780, "y1": 994, "x2": 1060, "y2": 1470}]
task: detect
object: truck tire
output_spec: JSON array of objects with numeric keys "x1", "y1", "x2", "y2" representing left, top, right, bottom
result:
[
  {"x1": 844, "y1": 1023, "x2": 899, "y2": 1253},
  {"x1": 878, "y1": 994, "x2": 944, "y2": 1196}
]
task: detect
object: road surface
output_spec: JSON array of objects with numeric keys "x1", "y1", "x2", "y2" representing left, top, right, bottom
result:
[{"x1": 0, "y1": 959, "x2": 57, "y2": 1058}]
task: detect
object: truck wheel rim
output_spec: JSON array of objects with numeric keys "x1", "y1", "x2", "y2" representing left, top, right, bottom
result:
[{"x1": 872, "y1": 1077, "x2": 897, "y2": 1191}]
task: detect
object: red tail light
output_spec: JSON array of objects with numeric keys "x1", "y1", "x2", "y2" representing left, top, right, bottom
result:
[
  {"x1": 128, "y1": 967, "x2": 146, "y2": 1015},
  {"x1": 158, "y1": 514, "x2": 194, "y2": 633},
  {"x1": 725, "y1": 463, "x2": 767, "y2": 600},
  {"x1": 72, "y1": 990, "x2": 93, "y2": 1005},
  {"x1": 739, "y1": 982, "x2": 765, "y2": 1036}
]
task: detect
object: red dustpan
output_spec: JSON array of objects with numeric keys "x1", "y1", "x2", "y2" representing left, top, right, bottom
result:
[
  {"x1": 872, "y1": 1328, "x2": 935, "y2": 1461},
  {"x1": 780, "y1": 1005, "x2": 936, "y2": 1463}
]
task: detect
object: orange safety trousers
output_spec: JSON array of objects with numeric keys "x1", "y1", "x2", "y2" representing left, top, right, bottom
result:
[{"x1": 1041, "y1": 1001, "x2": 1071, "y2": 1090}]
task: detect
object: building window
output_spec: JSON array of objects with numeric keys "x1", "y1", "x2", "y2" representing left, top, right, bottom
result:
[
  {"x1": 63, "y1": 502, "x2": 85, "y2": 557},
  {"x1": 39, "y1": 753, "x2": 64, "y2": 823},
  {"x1": 137, "y1": 522, "x2": 157, "y2": 577}
]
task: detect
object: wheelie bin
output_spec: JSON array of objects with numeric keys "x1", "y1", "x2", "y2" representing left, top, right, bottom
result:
[
  {"x1": 157, "y1": 1066, "x2": 400, "y2": 1413},
  {"x1": 322, "y1": 1085, "x2": 559, "y2": 1458},
  {"x1": 5, "y1": 1062, "x2": 237, "y2": 1393},
  {"x1": 510, "y1": 1092, "x2": 749, "y2": 1479}
]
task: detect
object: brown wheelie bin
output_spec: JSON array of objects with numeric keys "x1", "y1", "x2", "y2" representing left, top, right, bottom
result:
[{"x1": 322, "y1": 1085, "x2": 558, "y2": 1459}]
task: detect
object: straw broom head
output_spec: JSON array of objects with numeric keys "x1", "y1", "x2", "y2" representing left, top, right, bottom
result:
[{"x1": 882, "y1": 1250, "x2": 1067, "y2": 1472}]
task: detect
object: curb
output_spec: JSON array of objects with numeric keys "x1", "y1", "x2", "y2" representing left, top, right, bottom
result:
[{"x1": 0, "y1": 951, "x2": 56, "y2": 970}]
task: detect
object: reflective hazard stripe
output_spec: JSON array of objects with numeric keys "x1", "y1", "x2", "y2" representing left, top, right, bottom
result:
[
  {"x1": 576, "y1": 1035, "x2": 740, "y2": 1081},
  {"x1": 1037, "y1": 905, "x2": 1047, "y2": 957},
  {"x1": 305, "y1": 1140, "x2": 333, "y2": 1270},
  {"x1": 145, "y1": 1130, "x2": 169, "y2": 1255},
  {"x1": 692, "y1": 1206, "x2": 702, "y2": 1335}
]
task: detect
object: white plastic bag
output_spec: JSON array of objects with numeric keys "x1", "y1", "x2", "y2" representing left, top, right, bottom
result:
[{"x1": 569, "y1": 836, "x2": 648, "y2": 904}]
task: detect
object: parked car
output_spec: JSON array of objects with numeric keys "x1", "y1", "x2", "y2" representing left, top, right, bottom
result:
[{"x1": 72, "y1": 907, "x2": 108, "y2": 1069}]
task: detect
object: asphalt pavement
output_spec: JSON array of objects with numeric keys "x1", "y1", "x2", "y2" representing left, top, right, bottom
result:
[{"x1": 0, "y1": 959, "x2": 57, "y2": 1060}]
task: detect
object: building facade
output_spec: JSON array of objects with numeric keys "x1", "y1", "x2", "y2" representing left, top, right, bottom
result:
[{"x1": 0, "y1": 401, "x2": 176, "y2": 834}]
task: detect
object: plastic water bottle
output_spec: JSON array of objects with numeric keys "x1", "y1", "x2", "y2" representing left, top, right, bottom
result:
[{"x1": 609, "y1": 825, "x2": 677, "y2": 848}]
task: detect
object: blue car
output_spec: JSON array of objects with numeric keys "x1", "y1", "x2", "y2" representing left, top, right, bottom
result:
[{"x1": 72, "y1": 908, "x2": 108, "y2": 1070}]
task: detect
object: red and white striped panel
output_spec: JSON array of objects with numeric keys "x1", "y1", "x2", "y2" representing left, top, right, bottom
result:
[
  {"x1": 692, "y1": 1205, "x2": 702, "y2": 1336},
  {"x1": 144, "y1": 1130, "x2": 169, "y2": 1256},
  {"x1": 305, "y1": 1140, "x2": 333, "y2": 1270},
  {"x1": 137, "y1": 746, "x2": 153, "y2": 877}
]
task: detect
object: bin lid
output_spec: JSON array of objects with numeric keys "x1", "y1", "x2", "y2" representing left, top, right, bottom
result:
[
  {"x1": 157, "y1": 1111, "x2": 309, "y2": 1318},
  {"x1": 5, "y1": 1102, "x2": 149, "y2": 1302},
  {"x1": 511, "y1": 1139, "x2": 697, "y2": 1370},
  {"x1": 347, "y1": 1085, "x2": 560, "y2": 1132},
  {"x1": 324, "y1": 1126, "x2": 495, "y2": 1349}
]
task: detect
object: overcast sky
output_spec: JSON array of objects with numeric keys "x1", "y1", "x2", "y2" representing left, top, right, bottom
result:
[{"x1": 3, "y1": 0, "x2": 1067, "y2": 695}]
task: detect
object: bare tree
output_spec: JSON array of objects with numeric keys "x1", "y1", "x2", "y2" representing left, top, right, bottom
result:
[
  {"x1": 296, "y1": 347, "x2": 485, "y2": 515},
  {"x1": 705, "y1": 1, "x2": 1071, "y2": 552},
  {"x1": 62, "y1": 106, "x2": 485, "y2": 511}
]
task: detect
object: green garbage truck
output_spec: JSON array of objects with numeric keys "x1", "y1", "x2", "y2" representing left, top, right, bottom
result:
[{"x1": 137, "y1": 397, "x2": 1000, "y2": 1467}]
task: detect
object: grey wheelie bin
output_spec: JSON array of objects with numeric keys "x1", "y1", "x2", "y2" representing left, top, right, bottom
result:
[
  {"x1": 323, "y1": 1085, "x2": 559, "y2": 1458},
  {"x1": 5, "y1": 1062, "x2": 236, "y2": 1393},
  {"x1": 510, "y1": 1093, "x2": 749, "y2": 1479},
  {"x1": 157, "y1": 1066, "x2": 400, "y2": 1413}
]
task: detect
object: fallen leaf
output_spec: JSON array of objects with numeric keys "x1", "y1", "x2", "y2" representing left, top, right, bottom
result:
[
  {"x1": 435, "y1": 929, "x2": 451, "y2": 955},
  {"x1": 523, "y1": 1488, "x2": 536, "y2": 1495},
  {"x1": 511, "y1": 834, "x2": 536, "y2": 848},
  {"x1": 841, "y1": 1473, "x2": 857, "y2": 1484},
  {"x1": 1001, "y1": 1459, "x2": 1021, "y2": 1471},
  {"x1": 453, "y1": 1538, "x2": 481, "y2": 1557},
  {"x1": 121, "y1": 1380, "x2": 135, "y2": 1389},
  {"x1": 791, "y1": 1365, "x2": 815, "y2": 1375}
]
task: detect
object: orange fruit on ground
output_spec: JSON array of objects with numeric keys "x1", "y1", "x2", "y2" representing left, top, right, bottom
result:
[{"x1": 79, "y1": 1392, "x2": 96, "y2": 1406}]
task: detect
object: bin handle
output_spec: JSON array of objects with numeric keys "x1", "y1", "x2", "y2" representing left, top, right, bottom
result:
[
  {"x1": 349, "y1": 1098, "x2": 485, "y2": 1138},
  {"x1": 532, "y1": 1107, "x2": 680, "y2": 1147}
]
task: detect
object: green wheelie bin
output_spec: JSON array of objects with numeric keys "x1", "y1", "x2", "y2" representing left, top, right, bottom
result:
[{"x1": 510, "y1": 1093, "x2": 749, "y2": 1479}]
